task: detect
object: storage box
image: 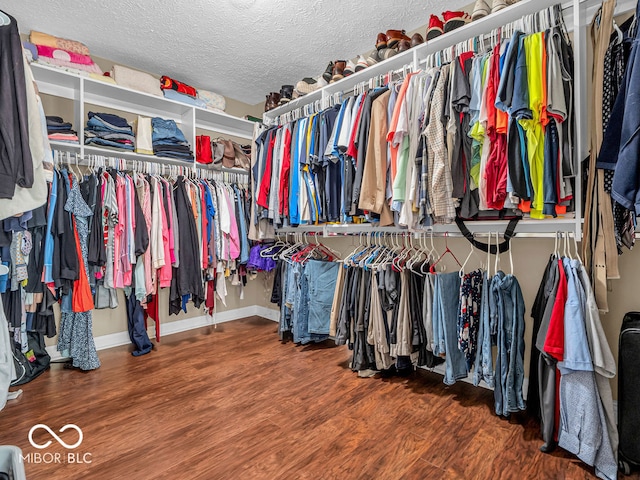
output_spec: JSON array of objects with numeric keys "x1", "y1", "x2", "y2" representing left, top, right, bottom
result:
[{"x1": 0, "y1": 446, "x2": 27, "y2": 480}]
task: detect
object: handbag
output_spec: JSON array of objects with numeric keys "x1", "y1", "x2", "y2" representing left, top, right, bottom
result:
[
  {"x1": 221, "y1": 139, "x2": 236, "y2": 168},
  {"x1": 212, "y1": 140, "x2": 225, "y2": 165},
  {"x1": 11, "y1": 331, "x2": 50, "y2": 386},
  {"x1": 196, "y1": 135, "x2": 213, "y2": 164},
  {"x1": 232, "y1": 142, "x2": 251, "y2": 170}
]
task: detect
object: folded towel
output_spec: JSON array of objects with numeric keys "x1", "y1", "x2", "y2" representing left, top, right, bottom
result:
[
  {"x1": 35, "y1": 56, "x2": 103, "y2": 75},
  {"x1": 22, "y1": 41, "x2": 38, "y2": 61},
  {"x1": 197, "y1": 89, "x2": 226, "y2": 112},
  {"x1": 89, "y1": 73, "x2": 116, "y2": 84},
  {"x1": 48, "y1": 134, "x2": 79, "y2": 143},
  {"x1": 160, "y1": 76, "x2": 197, "y2": 98},
  {"x1": 35, "y1": 44, "x2": 94, "y2": 65},
  {"x1": 112, "y1": 65, "x2": 162, "y2": 97},
  {"x1": 163, "y1": 89, "x2": 207, "y2": 108},
  {"x1": 29, "y1": 30, "x2": 90, "y2": 56},
  {"x1": 135, "y1": 116, "x2": 153, "y2": 155}
]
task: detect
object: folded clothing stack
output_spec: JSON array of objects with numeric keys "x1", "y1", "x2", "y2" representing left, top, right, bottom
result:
[
  {"x1": 85, "y1": 111, "x2": 135, "y2": 151},
  {"x1": 151, "y1": 117, "x2": 193, "y2": 161},
  {"x1": 160, "y1": 75, "x2": 208, "y2": 108},
  {"x1": 47, "y1": 116, "x2": 78, "y2": 143},
  {"x1": 29, "y1": 30, "x2": 103, "y2": 76},
  {"x1": 198, "y1": 89, "x2": 226, "y2": 112}
]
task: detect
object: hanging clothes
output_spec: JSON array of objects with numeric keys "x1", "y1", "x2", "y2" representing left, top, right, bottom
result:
[
  {"x1": 57, "y1": 176, "x2": 100, "y2": 371},
  {"x1": 254, "y1": 17, "x2": 575, "y2": 237},
  {"x1": 531, "y1": 249, "x2": 617, "y2": 480}
]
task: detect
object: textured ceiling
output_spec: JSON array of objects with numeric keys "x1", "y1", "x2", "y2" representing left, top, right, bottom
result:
[{"x1": 4, "y1": 0, "x2": 470, "y2": 105}]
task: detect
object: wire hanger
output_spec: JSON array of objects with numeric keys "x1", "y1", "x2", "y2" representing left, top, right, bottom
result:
[{"x1": 430, "y1": 232, "x2": 461, "y2": 273}]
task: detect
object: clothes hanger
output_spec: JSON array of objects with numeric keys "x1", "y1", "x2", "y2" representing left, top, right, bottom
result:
[
  {"x1": 613, "y1": 19, "x2": 624, "y2": 45},
  {"x1": 572, "y1": 232, "x2": 582, "y2": 264},
  {"x1": 486, "y1": 231, "x2": 492, "y2": 278},
  {"x1": 430, "y1": 232, "x2": 462, "y2": 273},
  {"x1": 0, "y1": 11, "x2": 10, "y2": 26},
  {"x1": 459, "y1": 233, "x2": 477, "y2": 278},
  {"x1": 507, "y1": 232, "x2": 514, "y2": 275},
  {"x1": 494, "y1": 232, "x2": 501, "y2": 274}
]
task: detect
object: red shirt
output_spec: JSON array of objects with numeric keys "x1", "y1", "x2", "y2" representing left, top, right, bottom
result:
[
  {"x1": 544, "y1": 259, "x2": 567, "y2": 361},
  {"x1": 278, "y1": 127, "x2": 292, "y2": 216}
]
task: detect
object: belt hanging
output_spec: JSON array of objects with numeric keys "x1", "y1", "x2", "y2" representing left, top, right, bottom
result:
[{"x1": 454, "y1": 217, "x2": 520, "y2": 254}]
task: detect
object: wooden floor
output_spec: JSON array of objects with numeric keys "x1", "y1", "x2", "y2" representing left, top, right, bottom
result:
[{"x1": 0, "y1": 317, "x2": 635, "y2": 480}]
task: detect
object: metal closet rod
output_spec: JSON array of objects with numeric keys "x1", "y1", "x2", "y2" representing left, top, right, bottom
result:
[
  {"x1": 274, "y1": 229, "x2": 579, "y2": 239},
  {"x1": 52, "y1": 149, "x2": 249, "y2": 179}
]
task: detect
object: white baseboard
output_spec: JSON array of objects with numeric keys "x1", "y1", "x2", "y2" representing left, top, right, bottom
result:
[{"x1": 47, "y1": 305, "x2": 280, "y2": 361}]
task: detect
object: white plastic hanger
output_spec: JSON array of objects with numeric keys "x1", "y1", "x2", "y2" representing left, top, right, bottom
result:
[
  {"x1": 459, "y1": 234, "x2": 475, "y2": 278},
  {"x1": 572, "y1": 232, "x2": 582, "y2": 263},
  {"x1": 494, "y1": 232, "x2": 501, "y2": 274},
  {"x1": 486, "y1": 232, "x2": 492, "y2": 278},
  {"x1": 0, "y1": 11, "x2": 10, "y2": 26}
]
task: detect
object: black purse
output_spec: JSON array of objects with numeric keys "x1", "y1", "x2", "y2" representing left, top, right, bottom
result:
[{"x1": 11, "y1": 331, "x2": 50, "y2": 386}]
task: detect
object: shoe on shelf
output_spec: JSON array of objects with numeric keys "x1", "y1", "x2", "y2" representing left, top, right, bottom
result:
[
  {"x1": 331, "y1": 60, "x2": 347, "y2": 83},
  {"x1": 279, "y1": 84, "x2": 294, "y2": 104},
  {"x1": 411, "y1": 32, "x2": 424, "y2": 47},
  {"x1": 376, "y1": 32, "x2": 388, "y2": 50},
  {"x1": 426, "y1": 15, "x2": 444, "y2": 40},
  {"x1": 356, "y1": 55, "x2": 369, "y2": 72},
  {"x1": 398, "y1": 39, "x2": 411, "y2": 52},
  {"x1": 386, "y1": 29, "x2": 410, "y2": 49},
  {"x1": 472, "y1": 0, "x2": 491, "y2": 20},
  {"x1": 366, "y1": 49, "x2": 380, "y2": 66},
  {"x1": 443, "y1": 11, "x2": 471, "y2": 33},
  {"x1": 344, "y1": 60, "x2": 356, "y2": 77},
  {"x1": 379, "y1": 48, "x2": 397, "y2": 60},
  {"x1": 264, "y1": 92, "x2": 281, "y2": 112},
  {"x1": 294, "y1": 77, "x2": 320, "y2": 97},
  {"x1": 492, "y1": 0, "x2": 507, "y2": 13},
  {"x1": 322, "y1": 61, "x2": 334, "y2": 83}
]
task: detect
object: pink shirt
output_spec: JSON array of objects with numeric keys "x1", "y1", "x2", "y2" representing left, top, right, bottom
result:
[
  {"x1": 224, "y1": 187, "x2": 240, "y2": 260},
  {"x1": 113, "y1": 175, "x2": 126, "y2": 289},
  {"x1": 161, "y1": 179, "x2": 176, "y2": 265},
  {"x1": 158, "y1": 183, "x2": 173, "y2": 289}
]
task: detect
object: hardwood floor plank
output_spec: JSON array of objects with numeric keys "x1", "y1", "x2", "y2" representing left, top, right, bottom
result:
[{"x1": 0, "y1": 317, "x2": 635, "y2": 480}]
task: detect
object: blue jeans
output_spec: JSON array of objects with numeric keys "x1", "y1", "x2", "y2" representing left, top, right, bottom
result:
[
  {"x1": 434, "y1": 272, "x2": 467, "y2": 385},
  {"x1": 87, "y1": 111, "x2": 131, "y2": 130},
  {"x1": 305, "y1": 260, "x2": 339, "y2": 335},
  {"x1": 85, "y1": 138, "x2": 134, "y2": 150},
  {"x1": 151, "y1": 117, "x2": 188, "y2": 144},
  {"x1": 292, "y1": 263, "x2": 309, "y2": 343}
]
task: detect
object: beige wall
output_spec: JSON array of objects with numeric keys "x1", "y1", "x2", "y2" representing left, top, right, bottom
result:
[
  {"x1": 45, "y1": 272, "x2": 275, "y2": 348},
  {"x1": 291, "y1": 234, "x2": 636, "y2": 400}
]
